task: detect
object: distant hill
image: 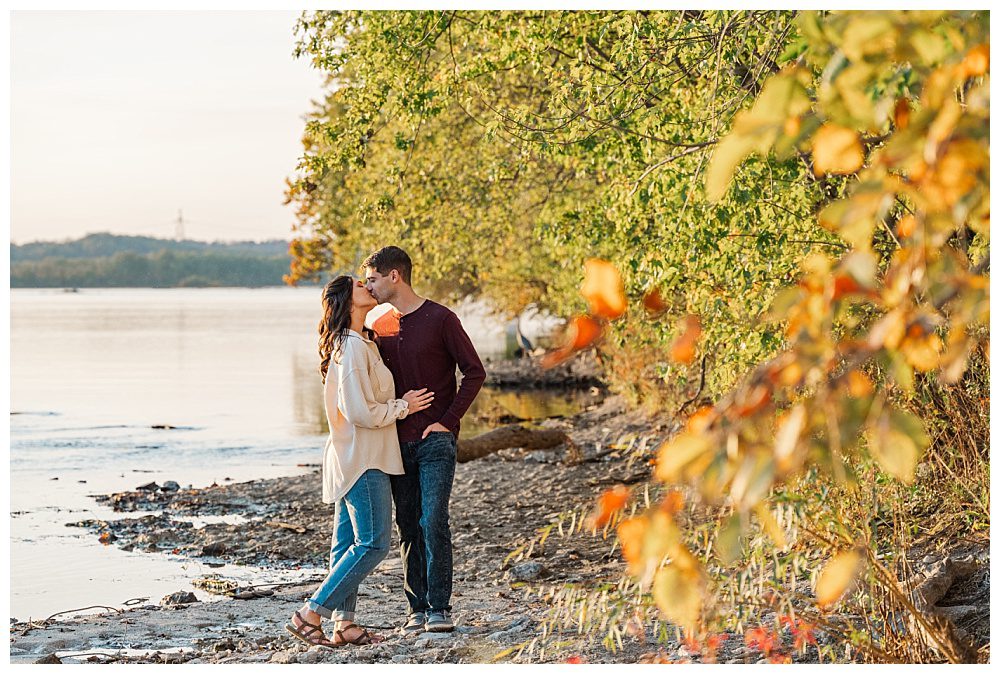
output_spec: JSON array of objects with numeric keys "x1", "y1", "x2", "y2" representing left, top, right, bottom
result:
[
  {"x1": 9, "y1": 233, "x2": 310, "y2": 288},
  {"x1": 11, "y1": 232, "x2": 289, "y2": 262}
]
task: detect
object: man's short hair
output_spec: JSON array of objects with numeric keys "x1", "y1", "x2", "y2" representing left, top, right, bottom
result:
[{"x1": 362, "y1": 246, "x2": 413, "y2": 285}]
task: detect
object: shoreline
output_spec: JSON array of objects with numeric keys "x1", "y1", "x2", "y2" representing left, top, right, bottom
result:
[
  {"x1": 10, "y1": 369, "x2": 989, "y2": 664},
  {"x1": 11, "y1": 394, "x2": 686, "y2": 664}
]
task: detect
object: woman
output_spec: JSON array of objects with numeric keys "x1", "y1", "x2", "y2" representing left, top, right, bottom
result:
[{"x1": 286, "y1": 276, "x2": 433, "y2": 648}]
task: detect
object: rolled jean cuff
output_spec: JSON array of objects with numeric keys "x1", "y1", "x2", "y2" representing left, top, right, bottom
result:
[
  {"x1": 331, "y1": 609, "x2": 356, "y2": 622},
  {"x1": 306, "y1": 599, "x2": 333, "y2": 619}
]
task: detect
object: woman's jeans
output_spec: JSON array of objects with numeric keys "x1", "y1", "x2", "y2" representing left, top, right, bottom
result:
[
  {"x1": 307, "y1": 469, "x2": 392, "y2": 620},
  {"x1": 390, "y1": 431, "x2": 457, "y2": 614}
]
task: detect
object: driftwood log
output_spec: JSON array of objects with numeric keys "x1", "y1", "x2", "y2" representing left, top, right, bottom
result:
[{"x1": 457, "y1": 425, "x2": 568, "y2": 463}]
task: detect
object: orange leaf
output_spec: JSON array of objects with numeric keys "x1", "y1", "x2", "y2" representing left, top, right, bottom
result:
[
  {"x1": 642, "y1": 287, "x2": 669, "y2": 315},
  {"x1": 590, "y1": 484, "x2": 630, "y2": 528},
  {"x1": 744, "y1": 626, "x2": 779, "y2": 656},
  {"x1": 686, "y1": 405, "x2": 714, "y2": 433},
  {"x1": 660, "y1": 490, "x2": 685, "y2": 515},
  {"x1": 846, "y1": 370, "x2": 874, "y2": 397},
  {"x1": 734, "y1": 385, "x2": 772, "y2": 418},
  {"x1": 616, "y1": 516, "x2": 648, "y2": 574},
  {"x1": 669, "y1": 315, "x2": 702, "y2": 365},
  {"x1": 831, "y1": 274, "x2": 864, "y2": 300},
  {"x1": 958, "y1": 43, "x2": 989, "y2": 79},
  {"x1": 896, "y1": 214, "x2": 918, "y2": 238},
  {"x1": 581, "y1": 259, "x2": 626, "y2": 320},
  {"x1": 893, "y1": 98, "x2": 911, "y2": 130},
  {"x1": 540, "y1": 315, "x2": 602, "y2": 369},
  {"x1": 812, "y1": 123, "x2": 864, "y2": 176}
]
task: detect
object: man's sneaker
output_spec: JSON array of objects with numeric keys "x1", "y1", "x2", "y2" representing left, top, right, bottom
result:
[
  {"x1": 424, "y1": 610, "x2": 454, "y2": 633},
  {"x1": 403, "y1": 612, "x2": 426, "y2": 633}
]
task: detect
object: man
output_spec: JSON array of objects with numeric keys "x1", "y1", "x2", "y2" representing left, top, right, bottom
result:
[{"x1": 363, "y1": 246, "x2": 486, "y2": 634}]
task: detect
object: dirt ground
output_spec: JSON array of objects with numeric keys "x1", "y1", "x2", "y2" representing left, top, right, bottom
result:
[{"x1": 9, "y1": 367, "x2": 990, "y2": 664}]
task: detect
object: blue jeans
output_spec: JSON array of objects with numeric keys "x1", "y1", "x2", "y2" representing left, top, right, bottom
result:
[
  {"x1": 391, "y1": 431, "x2": 457, "y2": 613},
  {"x1": 307, "y1": 469, "x2": 392, "y2": 620}
]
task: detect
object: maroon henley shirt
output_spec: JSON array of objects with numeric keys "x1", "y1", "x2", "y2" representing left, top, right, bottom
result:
[{"x1": 372, "y1": 299, "x2": 486, "y2": 443}]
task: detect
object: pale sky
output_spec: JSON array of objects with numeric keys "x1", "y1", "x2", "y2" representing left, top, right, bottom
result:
[{"x1": 10, "y1": 11, "x2": 327, "y2": 243}]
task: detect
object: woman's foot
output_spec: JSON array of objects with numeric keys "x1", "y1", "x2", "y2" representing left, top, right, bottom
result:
[
  {"x1": 332, "y1": 621, "x2": 386, "y2": 646},
  {"x1": 285, "y1": 609, "x2": 338, "y2": 648}
]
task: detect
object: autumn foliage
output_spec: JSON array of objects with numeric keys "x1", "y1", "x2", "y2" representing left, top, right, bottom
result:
[{"x1": 553, "y1": 10, "x2": 988, "y2": 660}]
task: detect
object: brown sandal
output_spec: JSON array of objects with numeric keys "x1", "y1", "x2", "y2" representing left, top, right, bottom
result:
[
  {"x1": 334, "y1": 624, "x2": 385, "y2": 646},
  {"x1": 285, "y1": 610, "x2": 339, "y2": 648}
]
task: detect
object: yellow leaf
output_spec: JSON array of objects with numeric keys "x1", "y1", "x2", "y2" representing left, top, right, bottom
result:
[
  {"x1": 812, "y1": 124, "x2": 864, "y2": 176},
  {"x1": 869, "y1": 408, "x2": 928, "y2": 484},
  {"x1": 815, "y1": 549, "x2": 864, "y2": 608},
  {"x1": 654, "y1": 432, "x2": 712, "y2": 483},
  {"x1": 754, "y1": 503, "x2": 788, "y2": 550},
  {"x1": 706, "y1": 127, "x2": 758, "y2": 202},
  {"x1": 715, "y1": 515, "x2": 744, "y2": 565},
  {"x1": 899, "y1": 329, "x2": 943, "y2": 372},
  {"x1": 617, "y1": 511, "x2": 681, "y2": 582},
  {"x1": 652, "y1": 556, "x2": 704, "y2": 632},
  {"x1": 774, "y1": 405, "x2": 806, "y2": 473},
  {"x1": 729, "y1": 451, "x2": 775, "y2": 509}
]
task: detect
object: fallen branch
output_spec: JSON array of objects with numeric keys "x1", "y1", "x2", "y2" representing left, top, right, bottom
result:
[{"x1": 457, "y1": 425, "x2": 568, "y2": 463}]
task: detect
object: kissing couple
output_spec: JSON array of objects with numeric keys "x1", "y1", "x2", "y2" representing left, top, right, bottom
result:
[{"x1": 286, "y1": 245, "x2": 486, "y2": 648}]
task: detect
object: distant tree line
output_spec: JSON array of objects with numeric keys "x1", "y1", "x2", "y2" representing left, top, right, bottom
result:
[{"x1": 10, "y1": 234, "x2": 305, "y2": 287}]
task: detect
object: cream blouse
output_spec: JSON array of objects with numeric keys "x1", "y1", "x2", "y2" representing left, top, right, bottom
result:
[{"x1": 321, "y1": 330, "x2": 407, "y2": 503}]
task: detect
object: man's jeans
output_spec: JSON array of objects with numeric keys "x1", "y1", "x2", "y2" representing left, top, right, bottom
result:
[
  {"x1": 307, "y1": 469, "x2": 392, "y2": 620},
  {"x1": 391, "y1": 431, "x2": 457, "y2": 613}
]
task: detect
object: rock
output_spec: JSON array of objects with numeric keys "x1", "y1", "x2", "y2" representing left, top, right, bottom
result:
[
  {"x1": 508, "y1": 561, "x2": 550, "y2": 581},
  {"x1": 297, "y1": 649, "x2": 324, "y2": 664},
  {"x1": 160, "y1": 591, "x2": 198, "y2": 606},
  {"x1": 270, "y1": 650, "x2": 298, "y2": 664},
  {"x1": 212, "y1": 638, "x2": 236, "y2": 652},
  {"x1": 391, "y1": 654, "x2": 410, "y2": 663},
  {"x1": 416, "y1": 632, "x2": 453, "y2": 647},
  {"x1": 201, "y1": 541, "x2": 227, "y2": 556},
  {"x1": 161, "y1": 481, "x2": 181, "y2": 492},
  {"x1": 35, "y1": 654, "x2": 62, "y2": 664},
  {"x1": 136, "y1": 482, "x2": 160, "y2": 492}
]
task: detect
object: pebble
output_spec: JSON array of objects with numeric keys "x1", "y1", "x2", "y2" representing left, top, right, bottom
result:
[
  {"x1": 161, "y1": 591, "x2": 198, "y2": 606},
  {"x1": 136, "y1": 482, "x2": 160, "y2": 492},
  {"x1": 161, "y1": 481, "x2": 181, "y2": 492},
  {"x1": 508, "y1": 561, "x2": 549, "y2": 581}
]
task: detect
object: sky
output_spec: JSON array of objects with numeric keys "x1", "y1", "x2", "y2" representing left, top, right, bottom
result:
[{"x1": 9, "y1": 11, "x2": 327, "y2": 244}]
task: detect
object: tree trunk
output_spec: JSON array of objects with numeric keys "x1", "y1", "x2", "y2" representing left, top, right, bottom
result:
[{"x1": 457, "y1": 425, "x2": 568, "y2": 463}]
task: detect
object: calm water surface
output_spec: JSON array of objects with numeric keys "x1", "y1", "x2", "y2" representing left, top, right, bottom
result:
[{"x1": 9, "y1": 287, "x2": 568, "y2": 619}]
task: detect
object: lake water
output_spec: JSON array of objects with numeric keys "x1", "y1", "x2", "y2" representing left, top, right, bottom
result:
[{"x1": 8, "y1": 287, "x2": 570, "y2": 620}]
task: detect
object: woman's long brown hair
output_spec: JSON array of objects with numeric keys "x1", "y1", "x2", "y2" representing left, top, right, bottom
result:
[{"x1": 318, "y1": 276, "x2": 374, "y2": 383}]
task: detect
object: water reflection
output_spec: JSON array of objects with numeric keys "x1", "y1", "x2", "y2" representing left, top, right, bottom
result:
[{"x1": 291, "y1": 351, "x2": 327, "y2": 436}]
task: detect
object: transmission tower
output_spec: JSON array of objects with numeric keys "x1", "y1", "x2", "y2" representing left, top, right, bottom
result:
[{"x1": 175, "y1": 209, "x2": 185, "y2": 240}]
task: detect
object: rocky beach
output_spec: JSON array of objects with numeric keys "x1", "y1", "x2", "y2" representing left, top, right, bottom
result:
[{"x1": 9, "y1": 357, "x2": 990, "y2": 664}]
